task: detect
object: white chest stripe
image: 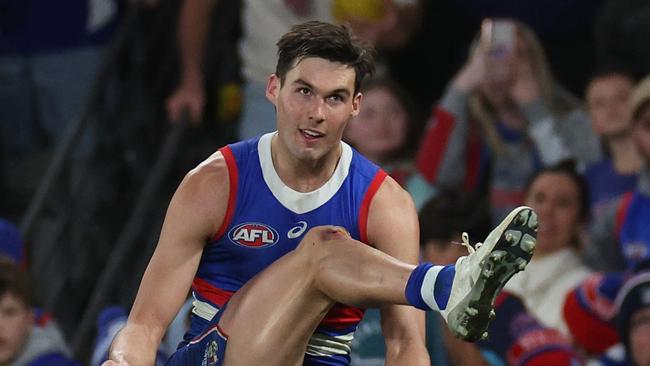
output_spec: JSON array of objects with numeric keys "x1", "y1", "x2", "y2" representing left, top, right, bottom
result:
[{"x1": 258, "y1": 132, "x2": 353, "y2": 214}]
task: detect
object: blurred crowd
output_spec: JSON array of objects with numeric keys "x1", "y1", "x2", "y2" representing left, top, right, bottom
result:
[{"x1": 2, "y1": 0, "x2": 650, "y2": 365}]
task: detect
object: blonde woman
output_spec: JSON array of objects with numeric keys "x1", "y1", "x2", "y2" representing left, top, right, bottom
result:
[{"x1": 414, "y1": 18, "x2": 600, "y2": 220}]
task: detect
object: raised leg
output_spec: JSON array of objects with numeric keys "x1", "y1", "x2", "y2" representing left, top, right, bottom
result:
[
  {"x1": 218, "y1": 226, "x2": 416, "y2": 366},
  {"x1": 168, "y1": 207, "x2": 538, "y2": 365}
]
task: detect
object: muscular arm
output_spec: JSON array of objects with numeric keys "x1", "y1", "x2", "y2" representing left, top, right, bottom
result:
[
  {"x1": 366, "y1": 177, "x2": 430, "y2": 365},
  {"x1": 107, "y1": 152, "x2": 229, "y2": 365}
]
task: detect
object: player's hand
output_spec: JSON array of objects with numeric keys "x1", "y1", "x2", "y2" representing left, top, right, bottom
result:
[
  {"x1": 166, "y1": 80, "x2": 205, "y2": 125},
  {"x1": 101, "y1": 350, "x2": 132, "y2": 366}
]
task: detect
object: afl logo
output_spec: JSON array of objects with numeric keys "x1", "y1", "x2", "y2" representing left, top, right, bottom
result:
[{"x1": 229, "y1": 222, "x2": 279, "y2": 248}]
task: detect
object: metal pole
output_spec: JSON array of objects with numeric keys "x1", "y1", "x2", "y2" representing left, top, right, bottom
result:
[
  {"x1": 71, "y1": 114, "x2": 188, "y2": 355},
  {"x1": 19, "y1": 4, "x2": 143, "y2": 238}
]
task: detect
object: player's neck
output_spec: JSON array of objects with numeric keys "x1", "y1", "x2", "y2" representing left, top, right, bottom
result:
[{"x1": 271, "y1": 136, "x2": 342, "y2": 193}]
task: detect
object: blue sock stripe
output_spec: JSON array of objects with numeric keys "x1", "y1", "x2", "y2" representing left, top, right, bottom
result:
[
  {"x1": 433, "y1": 265, "x2": 455, "y2": 311},
  {"x1": 405, "y1": 263, "x2": 435, "y2": 311}
]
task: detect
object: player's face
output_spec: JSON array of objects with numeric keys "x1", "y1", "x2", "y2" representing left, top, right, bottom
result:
[
  {"x1": 633, "y1": 104, "x2": 650, "y2": 161},
  {"x1": 266, "y1": 57, "x2": 361, "y2": 163},
  {"x1": 525, "y1": 172, "x2": 581, "y2": 255},
  {"x1": 586, "y1": 74, "x2": 634, "y2": 138},
  {"x1": 630, "y1": 307, "x2": 650, "y2": 366},
  {"x1": 0, "y1": 294, "x2": 33, "y2": 364},
  {"x1": 344, "y1": 87, "x2": 408, "y2": 162}
]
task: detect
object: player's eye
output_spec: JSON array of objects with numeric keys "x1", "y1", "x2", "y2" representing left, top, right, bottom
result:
[{"x1": 328, "y1": 94, "x2": 344, "y2": 103}]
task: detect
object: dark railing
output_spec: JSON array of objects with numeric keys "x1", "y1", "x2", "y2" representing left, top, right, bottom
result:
[
  {"x1": 71, "y1": 111, "x2": 189, "y2": 355},
  {"x1": 15, "y1": 0, "x2": 241, "y2": 362}
]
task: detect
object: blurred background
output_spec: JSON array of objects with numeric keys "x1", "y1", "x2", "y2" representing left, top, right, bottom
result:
[{"x1": 2, "y1": 0, "x2": 650, "y2": 364}]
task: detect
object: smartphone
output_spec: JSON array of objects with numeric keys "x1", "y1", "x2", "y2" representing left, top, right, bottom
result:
[{"x1": 482, "y1": 19, "x2": 515, "y2": 81}]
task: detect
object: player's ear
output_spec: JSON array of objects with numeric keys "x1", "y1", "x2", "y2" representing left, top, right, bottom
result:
[
  {"x1": 266, "y1": 74, "x2": 280, "y2": 105},
  {"x1": 350, "y1": 92, "x2": 363, "y2": 117}
]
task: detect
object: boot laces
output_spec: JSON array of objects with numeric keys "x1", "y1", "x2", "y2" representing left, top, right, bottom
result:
[{"x1": 460, "y1": 232, "x2": 482, "y2": 255}]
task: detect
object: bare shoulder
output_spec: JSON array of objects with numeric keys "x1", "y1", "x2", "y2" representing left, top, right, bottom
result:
[
  {"x1": 182, "y1": 150, "x2": 230, "y2": 194},
  {"x1": 366, "y1": 175, "x2": 419, "y2": 257},
  {"x1": 169, "y1": 150, "x2": 232, "y2": 238},
  {"x1": 370, "y1": 175, "x2": 417, "y2": 215}
]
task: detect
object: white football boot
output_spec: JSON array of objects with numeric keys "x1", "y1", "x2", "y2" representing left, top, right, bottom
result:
[{"x1": 440, "y1": 206, "x2": 538, "y2": 341}]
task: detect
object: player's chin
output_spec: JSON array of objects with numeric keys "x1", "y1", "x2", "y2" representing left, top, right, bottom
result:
[{"x1": 295, "y1": 146, "x2": 326, "y2": 161}]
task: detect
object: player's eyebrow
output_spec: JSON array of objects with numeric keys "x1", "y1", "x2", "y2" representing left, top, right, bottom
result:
[{"x1": 293, "y1": 78, "x2": 351, "y2": 98}]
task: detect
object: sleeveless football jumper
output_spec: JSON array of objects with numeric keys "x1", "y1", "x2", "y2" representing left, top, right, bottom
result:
[{"x1": 188, "y1": 132, "x2": 387, "y2": 365}]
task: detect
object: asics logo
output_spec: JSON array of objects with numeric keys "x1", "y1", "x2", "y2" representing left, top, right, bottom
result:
[{"x1": 288, "y1": 221, "x2": 308, "y2": 239}]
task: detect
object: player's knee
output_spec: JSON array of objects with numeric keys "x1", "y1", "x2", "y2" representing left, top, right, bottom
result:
[
  {"x1": 298, "y1": 226, "x2": 349, "y2": 250},
  {"x1": 297, "y1": 226, "x2": 350, "y2": 268},
  {"x1": 307, "y1": 225, "x2": 350, "y2": 241},
  {"x1": 297, "y1": 226, "x2": 329, "y2": 254}
]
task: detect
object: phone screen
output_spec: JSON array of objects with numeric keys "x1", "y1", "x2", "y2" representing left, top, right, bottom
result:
[
  {"x1": 482, "y1": 19, "x2": 515, "y2": 81},
  {"x1": 484, "y1": 20, "x2": 515, "y2": 56}
]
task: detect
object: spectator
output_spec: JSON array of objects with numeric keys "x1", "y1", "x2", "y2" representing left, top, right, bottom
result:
[
  {"x1": 586, "y1": 75, "x2": 650, "y2": 271},
  {"x1": 343, "y1": 78, "x2": 430, "y2": 365},
  {"x1": 563, "y1": 272, "x2": 624, "y2": 359},
  {"x1": 0, "y1": 0, "x2": 122, "y2": 216},
  {"x1": 480, "y1": 291, "x2": 584, "y2": 366},
  {"x1": 343, "y1": 77, "x2": 421, "y2": 187},
  {"x1": 583, "y1": 70, "x2": 641, "y2": 223},
  {"x1": 166, "y1": 0, "x2": 422, "y2": 139},
  {"x1": 504, "y1": 161, "x2": 592, "y2": 335},
  {"x1": 418, "y1": 190, "x2": 491, "y2": 366},
  {"x1": 415, "y1": 18, "x2": 600, "y2": 220},
  {"x1": 0, "y1": 218, "x2": 77, "y2": 366},
  {"x1": 0, "y1": 219, "x2": 24, "y2": 267},
  {"x1": 348, "y1": 191, "x2": 483, "y2": 366},
  {"x1": 0, "y1": 258, "x2": 80, "y2": 366},
  {"x1": 417, "y1": 191, "x2": 583, "y2": 366},
  {"x1": 615, "y1": 270, "x2": 650, "y2": 366},
  {"x1": 571, "y1": 268, "x2": 650, "y2": 365}
]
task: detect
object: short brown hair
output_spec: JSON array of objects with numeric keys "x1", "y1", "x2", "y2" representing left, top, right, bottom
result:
[
  {"x1": 275, "y1": 21, "x2": 376, "y2": 94},
  {"x1": 0, "y1": 257, "x2": 31, "y2": 307}
]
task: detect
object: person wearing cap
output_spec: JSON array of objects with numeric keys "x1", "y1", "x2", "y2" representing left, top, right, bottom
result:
[
  {"x1": 616, "y1": 270, "x2": 650, "y2": 366},
  {"x1": 0, "y1": 219, "x2": 25, "y2": 267},
  {"x1": 582, "y1": 269, "x2": 650, "y2": 366},
  {"x1": 0, "y1": 219, "x2": 79, "y2": 366},
  {"x1": 0, "y1": 258, "x2": 80, "y2": 366},
  {"x1": 561, "y1": 75, "x2": 650, "y2": 364}
]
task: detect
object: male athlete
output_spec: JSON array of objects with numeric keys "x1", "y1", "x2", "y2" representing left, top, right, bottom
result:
[{"x1": 104, "y1": 21, "x2": 536, "y2": 365}]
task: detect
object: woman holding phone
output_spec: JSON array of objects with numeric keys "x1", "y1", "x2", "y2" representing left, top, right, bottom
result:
[{"x1": 413, "y1": 19, "x2": 600, "y2": 221}]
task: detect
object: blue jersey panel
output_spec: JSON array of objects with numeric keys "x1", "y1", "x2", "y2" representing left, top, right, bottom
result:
[
  {"x1": 188, "y1": 134, "x2": 384, "y2": 366},
  {"x1": 195, "y1": 135, "x2": 380, "y2": 295},
  {"x1": 620, "y1": 191, "x2": 650, "y2": 269}
]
